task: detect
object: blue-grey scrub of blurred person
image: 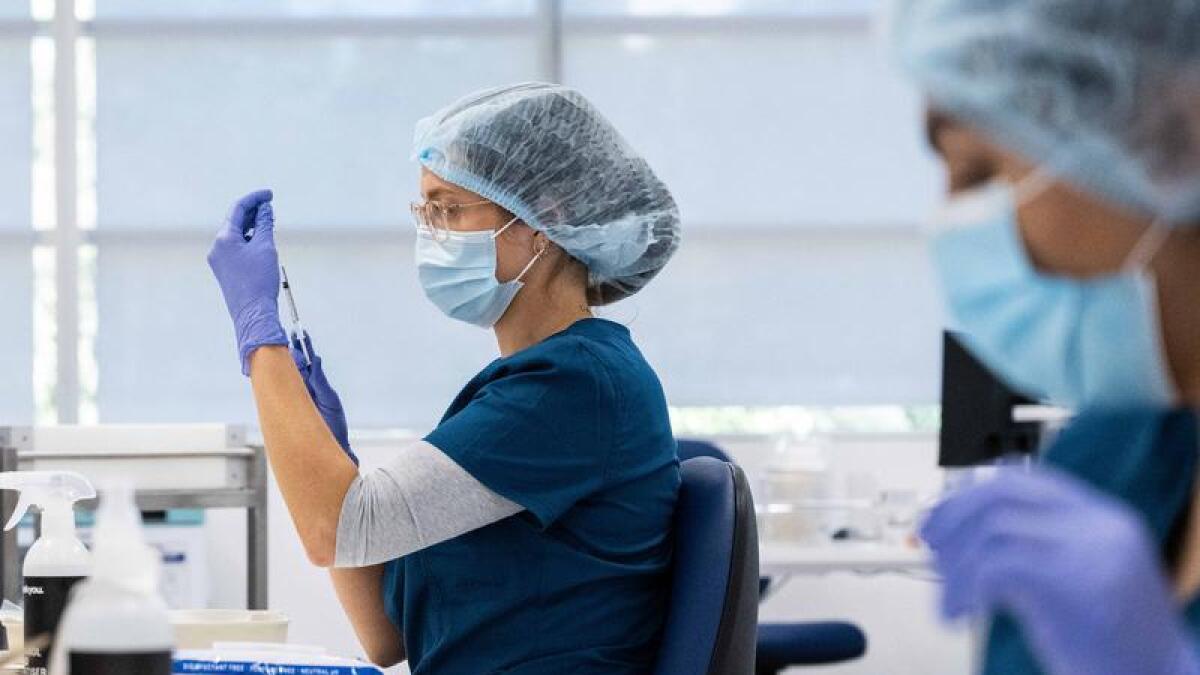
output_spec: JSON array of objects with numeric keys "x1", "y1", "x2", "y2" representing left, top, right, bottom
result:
[
  {"x1": 206, "y1": 83, "x2": 683, "y2": 674},
  {"x1": 892, "y1": 1, "x2": 1200, "y2": 674}
]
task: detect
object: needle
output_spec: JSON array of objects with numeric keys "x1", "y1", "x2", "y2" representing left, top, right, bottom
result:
[{"x1": 280, "y1": 265, "x2": 312, "y2": 367}]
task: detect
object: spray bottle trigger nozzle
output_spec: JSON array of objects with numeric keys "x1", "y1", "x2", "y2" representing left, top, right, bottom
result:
[
  {"x1": 0, "y1": 470, "x2": 96, "y2": 532},
  {"x1": 4, "y1": 494, "x2": 32, "y2": 532}
]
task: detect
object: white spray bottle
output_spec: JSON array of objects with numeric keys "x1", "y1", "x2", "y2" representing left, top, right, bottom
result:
[
  {"x1": 0, "y1": 470, "x2": 94, "y2": 674},
  {"x1": 50, "y1": 482, "x2": 173, "y2": 674}
]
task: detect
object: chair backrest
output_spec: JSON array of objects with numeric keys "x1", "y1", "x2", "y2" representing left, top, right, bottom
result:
[
  {"x1": 676, "y1": 438, "x2": 733, "y2": 464},
  {"x1": 653, "y1": 456, "x2": 759, "y2": 675}
]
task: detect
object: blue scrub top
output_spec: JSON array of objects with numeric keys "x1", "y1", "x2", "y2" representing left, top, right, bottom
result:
[
  {"x1": 984, "y1": 408, "x2": 1200, "y2": 674},
  {"x1": 382, "y1": 318, "x2": 680, "y2": 675}
]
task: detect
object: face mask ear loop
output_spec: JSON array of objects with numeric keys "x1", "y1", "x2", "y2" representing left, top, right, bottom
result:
[
  {"x1": 514, "y1": 238, "x2": 548, "y2": 283},
  {"x1": 490, "y1": 215, "x2": 547, "y2": 283},
  {"x1": 491, "y1": 215, "x2": 520, "y2": 240},
  {"x1": 1012, "y1": 167, "x2": 1058, "y2": 208},
  {"x1": 1123, "y1": 220, "x2": 1171, "y2": 273}
]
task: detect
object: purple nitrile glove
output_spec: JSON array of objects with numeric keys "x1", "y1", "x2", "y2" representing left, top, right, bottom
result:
[
  {"x1": 207, "y1": 189, "x2": 288, "y2": 376},
  {"x1": 290, "y1": 333, "x2": 359, "y2": 466},
  {"x1": 921, "y1": 468, "x2": 1200, "y2": 675}
]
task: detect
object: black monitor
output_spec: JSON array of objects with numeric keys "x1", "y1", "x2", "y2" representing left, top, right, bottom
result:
[{"x1": 938, "y1": 331, "x2": 1043, "y2": 467}]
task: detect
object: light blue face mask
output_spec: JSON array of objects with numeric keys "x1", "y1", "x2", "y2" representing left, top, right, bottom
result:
[
  {"x1": 416, "y1": 216, "x2": 546, "y2": 328},
  {"x1": 929, "y1": 171, "x2": 1176, "y2": 409}
]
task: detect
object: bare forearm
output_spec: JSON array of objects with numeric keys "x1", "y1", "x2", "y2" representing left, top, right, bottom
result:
[
  {"x1": 249, "y1": 345, "x2": 358, "y2": 566},
  {"x1": 330, "y1": 565, "x2": 405, "y2": 667}
]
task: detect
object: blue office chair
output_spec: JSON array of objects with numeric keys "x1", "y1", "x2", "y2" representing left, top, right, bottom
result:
[
  {"x1": 654, "y1": 456, "x2": 760, "y2": 675},
  {"x1": 675, "y1": 439, "x2": 868, "y2": 673},
  {"x1": 677, "y1": 439, "x2": 736, "y2": 464}
]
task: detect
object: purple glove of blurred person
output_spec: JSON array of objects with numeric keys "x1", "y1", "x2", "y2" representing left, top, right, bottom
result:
[{"x1": 922, "y1": 469, "x2": 1200, "y2": 675}]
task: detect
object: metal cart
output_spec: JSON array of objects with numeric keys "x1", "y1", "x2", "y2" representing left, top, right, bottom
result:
[{"x1": 0, "y1": 426, "x2": 268, "y2": 609}]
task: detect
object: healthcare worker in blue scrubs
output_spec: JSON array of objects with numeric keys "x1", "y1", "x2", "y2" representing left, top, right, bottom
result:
[
  {"x1": 892, "y1": 1, "x2": 1200, "y2": 673},
  {"x1": 206, "y1": 83, "x2": 682, "y2": 674}
]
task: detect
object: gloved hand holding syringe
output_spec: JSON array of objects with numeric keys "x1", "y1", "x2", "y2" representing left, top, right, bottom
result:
[
  {"x1": 222, "y1": 190, "x2": 355, "y2": 463},
  {"x1": 236, "y1": 200, "x2": 312, "y2": 368}
]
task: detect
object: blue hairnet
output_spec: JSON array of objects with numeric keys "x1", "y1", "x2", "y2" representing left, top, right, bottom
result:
[
  {"x1": 413, "y1": 82, "x2": 681, "y2": 304},
  {"x1": 893, "y1": 0, "x2": 1200, "y2": 224}
]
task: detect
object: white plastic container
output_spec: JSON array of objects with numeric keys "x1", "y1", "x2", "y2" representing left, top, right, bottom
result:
[
  {"x1": 50, "y1": 483, "x2": 174, "y2": 674},
  {"x1": 760, "y1": 437, "x2": 833, "y2": 543},
  {"x1": 169, "y1": 609, "x2": 289, "y2": 649},
  {"x1": 53, "y1": 580, "x2": 174, "y2": 672}
]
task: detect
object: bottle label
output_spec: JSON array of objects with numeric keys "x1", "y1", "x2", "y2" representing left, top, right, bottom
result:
[
  {"x1": 69, "y1": 650, "x2": 172, "y2": 674},
  {"x1": 22, "y1": 575, "x2": 84, "y2": 675}
]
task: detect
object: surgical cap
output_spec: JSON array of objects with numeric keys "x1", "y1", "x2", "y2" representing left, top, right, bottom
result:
[
  {"x1": 892, "y1": 0, "x2": 1200, "y2": 224},
  {"x1": 413, "y1": 82, "x2": 681, "y2": 304}
]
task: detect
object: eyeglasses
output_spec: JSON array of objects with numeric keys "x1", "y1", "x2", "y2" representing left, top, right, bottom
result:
[{"x1": 410, "y1": 199, "x2": 491, "y2": 241}]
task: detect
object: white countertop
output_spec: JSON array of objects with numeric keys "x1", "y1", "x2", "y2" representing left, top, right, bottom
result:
[{"x1": 760, "y1": 540, "x2": 930, "y2": 576}]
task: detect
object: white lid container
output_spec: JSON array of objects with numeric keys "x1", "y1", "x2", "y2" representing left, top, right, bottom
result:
[{"x1": 169, "y1": 609, "x2": 289, "y2": 649}]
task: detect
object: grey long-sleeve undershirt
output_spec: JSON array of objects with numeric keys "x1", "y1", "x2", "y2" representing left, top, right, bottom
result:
[{"x1": 334, "y1": 440, "x2": 523, "y2": 568}]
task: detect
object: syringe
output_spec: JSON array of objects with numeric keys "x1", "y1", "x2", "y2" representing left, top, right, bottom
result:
[{"x1": 280, "y1": 265, "x2": 312, "y2": 367}]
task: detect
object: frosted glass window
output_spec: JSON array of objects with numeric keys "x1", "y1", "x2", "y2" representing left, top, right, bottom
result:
[
  {"x1": 94, "y1": 237, "x2": 497, "y2": 428},
  {"x1": 94, "y1": 32, "x2": 539, "y2": 424},
  {"x1": 95, "y1": 36, "x2": 539, "y2": 230},
  {"x1": 0, "y1": 38, "x2": 32, "y2": 422},
  {"x1": 95, "y1": 0, "x2": 534, "y2": 19},
  {"x1": 0, "y1": 245, "x2": 33, "y2": 423},
  {"x1": 618, "y1": 231, "x2": 944, "y2": 405},
  {"x1": 88, "y1": 10, "x2": 949, "y2": 424},
  {"x1": 0, "y1": 39, "x2": 30, "y2": 231},
  {"x1": 565, "y1": 0, "x2": 876, "y2": 16},
  {"x1": 96, "y1": 232, "x2": 945, "y2": 426},
  {"x1": 565, "y1": 32, "x2": 941, "y2": 229}
]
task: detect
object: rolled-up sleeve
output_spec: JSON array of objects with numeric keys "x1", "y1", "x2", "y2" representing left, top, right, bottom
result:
[{"x1": 334, "y1": 440, "x2": 522, "y2": 568}]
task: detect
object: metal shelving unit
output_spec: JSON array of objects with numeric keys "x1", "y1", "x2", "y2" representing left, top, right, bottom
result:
[{"x1": 0, "y1": 426, "x2": 268, "y2": 609}]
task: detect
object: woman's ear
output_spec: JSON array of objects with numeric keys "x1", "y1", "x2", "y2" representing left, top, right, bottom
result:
[{"x1": 532, "y1": 231, "x2": 550, "y2": 256}]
